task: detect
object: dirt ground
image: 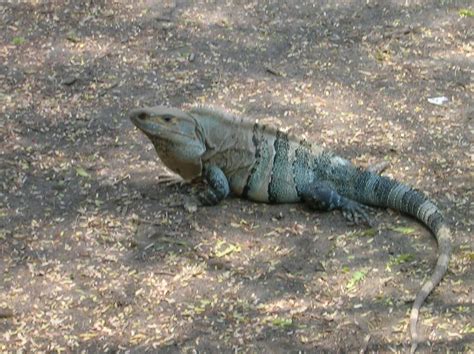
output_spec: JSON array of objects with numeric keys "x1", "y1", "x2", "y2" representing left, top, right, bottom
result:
[{"x1": 1, "y1": 0, "x2": 473, "y2": 352}]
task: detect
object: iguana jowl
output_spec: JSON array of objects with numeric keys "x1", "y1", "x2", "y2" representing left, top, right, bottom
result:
[{"x1": 129, "y1": 105, "x2": 451, "y2": 352}]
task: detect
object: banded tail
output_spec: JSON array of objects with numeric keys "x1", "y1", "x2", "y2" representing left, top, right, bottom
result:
[{"x1": 345, "y1": 169, "x2": 452, "y2": 352}]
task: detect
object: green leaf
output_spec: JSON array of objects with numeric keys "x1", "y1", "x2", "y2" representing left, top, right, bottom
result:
[
  {"x1": 66, "y1": 31, "x2": 80, "y2": 43},
  {"x1": 392, "y1": 253, "x2": 414, "y2": 264},
  {"x1": 200, "y1": 299, "x2": 212, "y2": 306},
  {"x1": 390, "y1": 226, "x2": 415, "y2": 235},
  {"x1": 233, "y1": 311, "x2": 245, "y2": 321},
  {"x1": 386, "y1": 253, "x2": 415, "y2": 271},
  {"x1": 214, "y1": 240, "x2": 241, "y2": 258},
  {"x1": 347, "y1": 270, "x2": 367, "y2": 290},
  {"x1": 272, "y1": 317, "x2": 293, "y2": 328},
  {"x1": 156, "y1": 237, "x2": 190, "y2": 247},
  {"x1": 76, "y1": 167, "x2": 90, "y2": 178},
  {"x1": 354, "y1": 228, "x2": 377, "y2": 237},
  {"x1": 20, "y1": 160, "x2": 29, "y2": 170}
]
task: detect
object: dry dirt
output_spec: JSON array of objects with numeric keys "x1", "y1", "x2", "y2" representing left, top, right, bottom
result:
[{"x1": 1, "y1": 0, "x2": 473, "y2": 352}]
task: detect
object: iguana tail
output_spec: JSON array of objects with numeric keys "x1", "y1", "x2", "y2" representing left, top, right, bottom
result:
[{"x1": 344, "y1": 169, "x2": 452, "y2": 352}]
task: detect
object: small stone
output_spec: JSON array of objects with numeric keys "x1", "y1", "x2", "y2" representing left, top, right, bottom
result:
[
  {"x1": 0, "y1": 307, "x2": 14, "y2": 319},
  {"x1": 61, "y1": 76, "x2": 77, "y2": 86},
  {"x1": 184, "y1": 200, "x2": 198, "y2": 213}
]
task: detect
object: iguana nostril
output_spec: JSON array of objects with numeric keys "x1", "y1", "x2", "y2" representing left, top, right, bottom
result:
[{"x1": 137, "y1": 112, "x2": 148, "y2": 120}]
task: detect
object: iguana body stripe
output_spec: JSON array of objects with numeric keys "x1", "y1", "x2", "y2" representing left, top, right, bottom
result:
[
  {"x1": 269, "y1": 131, "x2": 295, "y2": 203},
  {"x1": 129, "y1": 105, "x2": 452, "y2": 352},
  {"x1": 241, "y1": 123, "x2": 260, "y2": 199},
  {"x1": 293, "y1": 139, "x2": 314, "y2": 199}
]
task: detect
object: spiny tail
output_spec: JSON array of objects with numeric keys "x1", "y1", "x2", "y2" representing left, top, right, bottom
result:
[{"x1": 345, "y1": 169, "x2": 452, "y2": 352}]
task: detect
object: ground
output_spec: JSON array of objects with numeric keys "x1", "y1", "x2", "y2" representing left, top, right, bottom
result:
[{"x1": 0, "y1": 0, "x2": 473, "y2": 352}]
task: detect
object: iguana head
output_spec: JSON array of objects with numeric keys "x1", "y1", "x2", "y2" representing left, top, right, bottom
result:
[{"x1": 129, "y1": 106, "x2": 206, "y2": 180}]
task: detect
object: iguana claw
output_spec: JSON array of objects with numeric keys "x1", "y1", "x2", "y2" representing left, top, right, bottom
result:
[
  {"x1": 157, "y1": 174, "x2": 184, "y2": 186},
  {"x1": 341, "y1": 201, "x2": 372, "y2": 226},
  {"x1": 198, "y1": 189, "x2": 221, "y2": 206}
]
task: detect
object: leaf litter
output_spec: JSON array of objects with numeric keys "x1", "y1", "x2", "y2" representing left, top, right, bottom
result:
[{"x1": 0, "y1": 1, "x2": 472, "y2": 353}]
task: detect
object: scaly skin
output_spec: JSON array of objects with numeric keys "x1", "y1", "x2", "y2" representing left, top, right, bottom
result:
[{"x1": 129, "y1": 105, "x2": 452, "y2": 352}]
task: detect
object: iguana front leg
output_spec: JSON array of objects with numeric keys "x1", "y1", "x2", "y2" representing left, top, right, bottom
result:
[
  {"x1": 198, "y1": 165, "x2": 230, "y2": 206},
  {"x1": 301, "y1": 181, "x2": 371, "y2": 225}
]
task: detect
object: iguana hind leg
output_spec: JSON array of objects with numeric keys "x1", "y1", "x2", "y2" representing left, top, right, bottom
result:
[
  {"x1": 302, "y1": 181, "x2": 371, "y2": 225},
  {"x1": 198, "y1": 165, "x2": 230, "y2": 206}
]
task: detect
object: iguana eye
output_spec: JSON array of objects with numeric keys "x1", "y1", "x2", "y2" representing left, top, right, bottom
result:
[{"x1": 162, "y1": 115, "x2": 173, "y2": 122}]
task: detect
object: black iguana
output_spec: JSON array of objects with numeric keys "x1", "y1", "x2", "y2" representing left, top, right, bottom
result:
[{"x1": 129, "y1": 105, "x2": 451, "y2": 352}]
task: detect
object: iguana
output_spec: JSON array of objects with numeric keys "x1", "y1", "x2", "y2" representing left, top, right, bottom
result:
[{"x1": 129, "y1": 105, "x2": 451, "y2": 352}]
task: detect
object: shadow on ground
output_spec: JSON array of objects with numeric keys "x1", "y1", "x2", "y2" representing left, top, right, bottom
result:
[{"x1": 0, "y1": 0, "x2": 472, "y2": 352}]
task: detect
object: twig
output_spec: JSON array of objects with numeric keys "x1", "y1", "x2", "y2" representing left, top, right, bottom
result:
[
  {"x1": 264, "y1": 65, "x2": 283, "y2": 76},
  {"x1": 113, "y1": 174, "x2": 130, "y2": 185}
]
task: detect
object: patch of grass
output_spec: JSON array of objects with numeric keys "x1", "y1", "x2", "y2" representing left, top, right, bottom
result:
[
  {"x1": 374, "y1": 48, "x2": 391, "y2": 62},
  {"x1": 272, "y1": 317, "x2": 293, "y2": 328},
  {"x1": 184, "y1": 299, "x2": 212, "y2": 316},
  {"x1": 461, "y1": 323, "x2": 474, "y2": 334},
  {"x1": 463, "y1": 251, "x2": 474, "y2": 262},
  {"x1": 386, "y1": 253, "x2": 415, "y2": 271},
  {"x1": 383, "y1": 297, "x2": 394, "y2": 307},
  {"x1": 346, "y1": 270, "x2": 367, "y2": 290},
  {"x1": 454, "y1": 305, "x2": 470, "y2": 314},
  {"x1": 459, "y1": 8, "x2": 474, "y2": 17},
  {"x1": 12, "y1": 36, "x2": 26, "y2": 45}
]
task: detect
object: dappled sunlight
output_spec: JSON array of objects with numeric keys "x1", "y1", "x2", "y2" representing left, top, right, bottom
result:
[
  {"x1": 181, "y1": 5, "x2": 235, "y2": 28},
  {"x1": 1, "y1": 0, "x2": 472, "y2": 352}
]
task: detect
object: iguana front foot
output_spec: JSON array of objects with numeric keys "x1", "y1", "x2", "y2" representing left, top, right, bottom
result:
[
  {"x1": 158, "y1": 174, "x2": 184, "y2": 186},
  {"x1": 198, "y1": 165, "x2": 230, "y2": 206}
]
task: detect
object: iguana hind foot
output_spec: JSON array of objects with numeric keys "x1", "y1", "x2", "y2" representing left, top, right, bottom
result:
[
  {"x1": 341, "y1": 200, "x2": 372, "y2": 226},
  {"x1": 302, "y1": 181, "x2": 372, "y2": 225}
]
